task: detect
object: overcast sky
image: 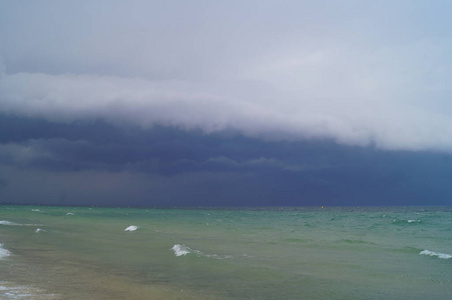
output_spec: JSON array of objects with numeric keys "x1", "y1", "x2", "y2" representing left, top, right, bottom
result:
[{"x1": 1, "y1": 0, "x2": 452, "y2": 207}]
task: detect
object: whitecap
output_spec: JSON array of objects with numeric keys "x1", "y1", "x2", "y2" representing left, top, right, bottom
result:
[
  {"x1": 0, "y1": 243, "x2": 11, "y2": 259},
  {"x1": 66, "y1": 212, "x2": 75, "y2": 216},
  {"x1": 419, "y1": 249, "x2": 452, "y2": 259},
  {"x1": 31, "y1": 209, "x2": 41, "y2": 212},
  {"x1": 0, "y1": 220, "x2": 40, "y2": 227},
  {"x1": 35, "y1": 228, "x2": 44, "y2": 233},
  {"x1": 391, "y1": 219, "x2": 421, "y2": 224},
  {"x1": 124, "y1": 225, "x2": 138, "y2": 232},
  {"x1": 171, "y1": 244, "x2": 232, "y2": 259},
  {"x1": 0, "y1": 220, "x2": 21, "y2": 226},
  {"x1": 172, "y1": 244, "x2": 192, "y2": 256}
]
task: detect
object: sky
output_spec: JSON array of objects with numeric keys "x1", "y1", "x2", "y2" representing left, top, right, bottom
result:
[{"x1": 1, "y1": 0, "x2": 452, "y2": 207}]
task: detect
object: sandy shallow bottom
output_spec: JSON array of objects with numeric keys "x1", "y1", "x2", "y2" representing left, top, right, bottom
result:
[{"x1": 1, "y1": 247, "x2": 215, "y2": 300}]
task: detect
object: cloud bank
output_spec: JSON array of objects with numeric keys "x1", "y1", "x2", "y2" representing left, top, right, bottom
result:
[
  {"x1": 1, "y1": 69, "x2": 451, "y2": 151},
  {"x1": 2, "y1": 116, "x2": 452, "y2": 207},
  {"x1": 1, "y1": 1, "x2": 452, "y2": 152}
]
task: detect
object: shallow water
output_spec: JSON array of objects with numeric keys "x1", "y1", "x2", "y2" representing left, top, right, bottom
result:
[{"x1": 0, "y1": 206, "x2": 451, "y2": 299}]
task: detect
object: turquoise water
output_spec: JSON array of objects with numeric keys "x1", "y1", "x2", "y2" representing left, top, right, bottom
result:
[{"x1": 0, "y1": 206, "x2": 451, "y2": 299}]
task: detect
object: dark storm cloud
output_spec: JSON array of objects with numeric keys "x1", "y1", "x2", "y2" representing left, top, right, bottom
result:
[
  {"x1": 1, "y1": 114, "x2": 452, "y2": 206},
  {"x1": 2, "y1": 1, "x2": 452, "y2": 206},
  {"x1": 0, "y1": 113, "x2": 358, "y2": 175},
  {"x1": 0, "y1": 113, "x2": 310, "y2": 175},
  {"x1": 0, "y1": 177, "x2": 7, "y2": 189}
]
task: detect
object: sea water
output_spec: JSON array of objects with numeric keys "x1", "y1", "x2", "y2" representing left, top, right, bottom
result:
[{"x1": 0, "y1": 206, "x2": 451, "y2": 299}]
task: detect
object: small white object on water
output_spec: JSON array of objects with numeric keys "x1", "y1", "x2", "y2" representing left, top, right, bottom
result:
[{"x1": 124, "y1": 225, "x2": 138, "y2": 232}]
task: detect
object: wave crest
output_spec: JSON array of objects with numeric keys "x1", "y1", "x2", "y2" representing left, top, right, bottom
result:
[
  {"x1": 0, "y1": 220, "x2": 40, "y2": 226},
  {"x1": 419, "y1": 250, "x2": 452, "y2": 259},
  {"x1": 171, "y1": 244, "x2": 232, "y2": 259},
  {"x1": 172, "y1": 244, "x2": 192, "y2": 256},
  {"x1": 0, "y1": 243, "x2": 11, "y2": 259},
  {"x1": 0, "y1": 220, "x2": 20, "y2": 226},
  {"x1": 124, "y1": 225, "x2": 139, "y2": 232}
]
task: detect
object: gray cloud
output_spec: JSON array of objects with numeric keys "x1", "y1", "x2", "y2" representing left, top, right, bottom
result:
[
  {"x1": 1, "y1": 70, "x2": 452, "y2": 152},
  {"x1": 1, "y1": 113, "x2": 452, "y2": 206},
  {"x1": 0, "y1": 177, "x2": 7, "y2": 189},
  {"x1": 1, "y1": 0, "x2": 452, "y2": 152}
]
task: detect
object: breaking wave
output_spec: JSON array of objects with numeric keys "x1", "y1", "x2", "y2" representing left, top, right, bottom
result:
[
  {"x1": 0, "y1": 243, "x2": 11, "y2": 259},
  {"x1": 0, "y1": 220, "x2": 40, "y2": 227},
  {"x1": 0, "y1": 221, "x2": 21, "y2": 226},
  {"x1": 172, "y1": 244, "x2": 192, "y2": 256},
  {"x1": 419, "y1": 250, "x2": 452, "y2": 259},
  {"x1": 392, "y1": 219, "x2": 422, "y2": 224},
  {"x1": 124, "y1": 225, "x2": 139, "y2": 232},
  {"x1": 171, "y1": 244, "x2": 232, "y2": 259}
]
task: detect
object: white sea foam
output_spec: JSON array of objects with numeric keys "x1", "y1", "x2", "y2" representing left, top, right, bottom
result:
[
  {"x1": 392, "y1": 219, "x2": 421, "y2": 224},
  {"x1": 0, "y1": 281, "x2": 59, "y2": 299},
  {"x1": 35, "y1": 228, "x2": 44, "y2": 233},
  {"x1": 31, "y1": 209, "x2": 41, "y2": 212},
  {"x1": 172, "y1": 244, "x2": 192, "y2": 256},
  {"x1": 124, "y1": 225, "x2": 138, "y2": 232},
  {"x1": 419, "y1": 250, "x2": 452, "y2": 259},
  {"x1": 171, "y1": 244, "x2": 232, "y2": 259},
  {"x1": 0, "y1": 220, "x2": 21, "y2": 226},
  {"x1": 66, "y1": 212, "x2": 75, "y2": 216},
  {"x1": 0, "y1": 243, "x2": 11, "y2": 259},
  {"x1": 205, "y1": 253, "x2": 232, "y2": 259},
  {"x1": 0, "y1": 220, "x2": 40, "y2": 227}
]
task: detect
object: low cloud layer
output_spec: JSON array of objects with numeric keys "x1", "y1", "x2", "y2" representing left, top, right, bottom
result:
[
  {"x1": 1, "y1": 70, "x2": 452, "y2": 152},
  {"x1": 1, "y1": 1, "x2": 452, "y2": 152},
  {"x1": 1, "y1": 114, "x2": 452, "y2": 207}
]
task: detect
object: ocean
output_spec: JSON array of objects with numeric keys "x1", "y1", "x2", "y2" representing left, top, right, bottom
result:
[{"x1": 0, "y1": 205, "x2": 451, "y2": 299}]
